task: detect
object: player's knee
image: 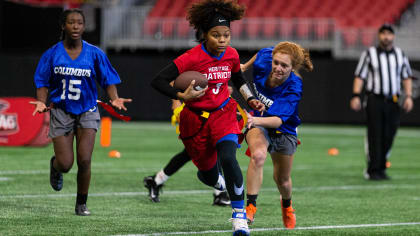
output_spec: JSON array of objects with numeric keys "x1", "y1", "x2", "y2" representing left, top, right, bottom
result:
[
  {"x1": 55, "y1": 157, "x2": 73, "y2": 173},
  {"x1": 274, "y1": 175, "x2": 290, "y2": 187},
  {"x1": 77, "y1": 158, "x2": 91, "y2": 172},
  {"x1": 251, "y1": 149, "x2": 267, "y2": 167}
]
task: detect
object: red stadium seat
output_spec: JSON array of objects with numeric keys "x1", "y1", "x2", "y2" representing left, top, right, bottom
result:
[
  {"x1": 142, "y1": 0, "x2": 414, "y2": 42},
  {"x1": 177, "y1": 20, "x2": 190, "y2": 38},
  {"x1": 296, "y1": 20, "x2": 311, "y2": 39},
  {"x1": 342, "y1": 28, "x2": 359, "y2": 47},
  {"x1": 314, "y1": 19, "x2": 331, "y2": 39},
  {"x1": 262, "y1": 18, "x2": 277, "y2": 38},
  {"x1": 245, "y1": 18, "x2": 261, "y2": 39},
  {"x1": 361, "y1": 30, "x2": 376, "y2": 47},
  {"x1": 278, "y1": 19, "x2": 293, "y2": 39},
  {"x1": 231, "y1": 21, "x2": 244, "y2": 37},
  {"x1": 144, "y1": 17, "x2": 159, "y2": 36}
]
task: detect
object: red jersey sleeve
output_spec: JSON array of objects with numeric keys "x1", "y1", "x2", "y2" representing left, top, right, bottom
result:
[{"x1": 173, "y1": 48, "x2": 196, "y2": 73}]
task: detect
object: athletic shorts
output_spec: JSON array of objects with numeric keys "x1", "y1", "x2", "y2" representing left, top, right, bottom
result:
[
  {"x1": 179, "y1": 99, "x2": 241, "y2": 171},
  {"x1": 254, "y1": 126, "x2": 298, "y2": 155},
  {"x1": 49, "y1": 106, "x2": 100, "y2": 138}
]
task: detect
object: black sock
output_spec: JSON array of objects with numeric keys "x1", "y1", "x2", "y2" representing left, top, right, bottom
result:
[
  {"x1": 76, "y1": 193, "x2": 88, "y2": 205},
  {"x1": 282, "y1": 198, "x2": 291, "y2": 208},
  {"x1": 247, "y1": 194, "x2": 258, "y2": 207}
]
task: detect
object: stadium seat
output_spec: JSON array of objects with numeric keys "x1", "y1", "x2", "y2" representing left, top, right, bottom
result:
[
  {"x1": 313, "y1": 19, "x2": 332, "y2": 39},
  {"x1": 278, "y1": 19, "x2": 293, "y2": 39},
  {"x1": 262, "y1": 18, "x2": 277, "y2": 38},
  {"x1": 342, "y1": 28, "x2": 359, "y2": 47},
  {"x1": 142, "y1": 0, "x2": 414, "y2": 42},
  {"x1": 361, "y1": 30, "x2": 376, "y2": 47},
  {"x1": 296, "y1": 20, "x2": 311, "y2": 39},
  {"x1": 177, "y1": 19, "x2": 190, "y2": 38},
  {"x1": 231, "y1": 21, "x2": 244, "y2": 37}
]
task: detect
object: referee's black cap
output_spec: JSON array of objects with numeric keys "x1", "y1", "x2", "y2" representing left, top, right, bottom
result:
[{"x1": 378, "y1": 24, "x2": 394, "y2": 34}]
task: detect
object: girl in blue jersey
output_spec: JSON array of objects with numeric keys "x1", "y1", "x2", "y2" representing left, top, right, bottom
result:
[
  {"x1": 30, "y1": 9, "x2": 131, "y2": 216},
  {"x1": 241, "y1": 42, "x2": 313, "y2": 228}
]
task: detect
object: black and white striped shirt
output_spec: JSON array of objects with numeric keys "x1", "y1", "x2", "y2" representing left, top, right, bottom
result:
[{"x1": 355, "y1": 46, "x2": 412, "y2": 96}]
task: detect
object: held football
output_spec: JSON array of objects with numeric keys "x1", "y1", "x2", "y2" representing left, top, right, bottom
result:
[{"x1": 174, "y1": 71, "x2": 208, "y2": 91}]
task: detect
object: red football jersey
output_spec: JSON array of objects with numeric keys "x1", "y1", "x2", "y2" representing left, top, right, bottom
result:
[{"x1": 173, "y1": 43, "x2": 241, "y2": 111}]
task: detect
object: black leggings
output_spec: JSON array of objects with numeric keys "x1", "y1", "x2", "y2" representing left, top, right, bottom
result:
[
  {"x1": 197, "y1": 141, "x2": 244, "y2": 201},
  {"x1": 163, "y1": 149, "x2": 191, "y2": 176}
]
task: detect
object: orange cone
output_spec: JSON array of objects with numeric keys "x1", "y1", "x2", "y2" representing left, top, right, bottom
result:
[
  {"x1": 328, "y1": 148, "x2": 339, "y2": 156},
  {"x1": 100, "y1": 117, "x2": 112, "y2": 147},
  {"x1": 108, "y1": 150, "x2": 121, "y2": 158}
]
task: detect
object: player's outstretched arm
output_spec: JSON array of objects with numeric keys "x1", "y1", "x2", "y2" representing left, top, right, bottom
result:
[
  {"x1": 240, "y1": 53, "x2": 257, "y2": 72},
  {"x1": 245, "y1": 110, "x2": 282, "y2": 129},
  {"x1": 231, "y1": 71, "x2": 265, "y2": 112},
  {"x1": 106, "y1": 84, "x2": 132, "y2": 111}
]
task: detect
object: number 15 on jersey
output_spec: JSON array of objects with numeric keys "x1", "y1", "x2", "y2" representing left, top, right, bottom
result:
[{"x1": 61, "y1": 79, "x2": 82, "y2": 100}]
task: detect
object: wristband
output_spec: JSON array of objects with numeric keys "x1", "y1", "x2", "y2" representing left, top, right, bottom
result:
[{"x1": 351, "y1": 93, "x2": 361, "y2": 99}]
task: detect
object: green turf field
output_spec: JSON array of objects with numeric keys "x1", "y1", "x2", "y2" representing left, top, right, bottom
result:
[{"x1": 1, "y1": 122, "x2": 420, "y2": 236}]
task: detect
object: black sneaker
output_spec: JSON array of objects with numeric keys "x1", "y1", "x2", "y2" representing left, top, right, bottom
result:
[
  {"x1": 143, "y1": 176, "x2": 163, "y2": 202},
  {"x1": 365, "y1": 172, "x2": 384, "y2": 181},
  {"x1": 75, "y1": 204, "x2": 91, "y2": 216},
  {"x1": 379, "y1": 171, "x2": 391, "y2": 180},
  {"x1": 213, "y1": 191, "x2": 231, "y2": 206},
  {"x1": 50, "y1": 156, "x2": 63, "y2": 191}
]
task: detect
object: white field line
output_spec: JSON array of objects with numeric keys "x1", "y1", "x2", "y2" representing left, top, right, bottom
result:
[
  {"x1": 0, "y1": 177, "x2": 11, "y2": 181},
  {"x1": 0, "y1": 169, "x2": 154, "y2": 175},
  {"x1": 0, "y1": 184, "x2": 417, "y2": 199},
  {"x1": 112, "y1": 222, "x2": 420, "y2": 236},
  {"x1": 111, "y1": 122, "x2": 420, "y2": 138}
]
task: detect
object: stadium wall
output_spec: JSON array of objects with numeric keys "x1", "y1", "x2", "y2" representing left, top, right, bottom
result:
[{"x1": 1, "y1": 52, "x2": 419, "y2": 125}]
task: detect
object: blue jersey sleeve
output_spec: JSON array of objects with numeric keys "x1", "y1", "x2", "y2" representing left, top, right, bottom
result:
[
  {"x1": 253, "y1": 47, "x2": 274, "y2": 81},
  {"x1": 34, "y1": 49, "x2": 53, "y2": 88},
  {"x1": 94, "y1": 49, "x2": 121, "y2": 89},
  {"x1": 266, "y1": 78, "x2": 302, "y2": 123}
]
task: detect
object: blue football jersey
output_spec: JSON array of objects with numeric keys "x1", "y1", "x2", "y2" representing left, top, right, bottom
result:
[
  {"x1": 34, "y1": 41, "x2": 121, "y2": 115},
  {"x1": 252, "y1": 47, "x2": 302, "y2": 136}
]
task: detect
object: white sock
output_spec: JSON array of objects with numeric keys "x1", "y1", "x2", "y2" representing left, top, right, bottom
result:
[
  {"x1": 214, "y1": 188, "x2": 223, "y2": 195},
  {"x1": 154, "y1": 169, "x2": 169, "y2": 185},
  {"x1": 214, "y1": 174, "x2": 226, "y2": 191}
]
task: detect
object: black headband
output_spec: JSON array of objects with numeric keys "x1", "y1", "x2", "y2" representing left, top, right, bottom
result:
[{"x1": 203, "y1": 13, "x2": 230, "y2": 32}]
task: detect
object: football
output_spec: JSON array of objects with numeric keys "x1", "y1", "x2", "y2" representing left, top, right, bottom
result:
[{"x1": 174, "y1": 71, "x2": 208, "y2": 91}]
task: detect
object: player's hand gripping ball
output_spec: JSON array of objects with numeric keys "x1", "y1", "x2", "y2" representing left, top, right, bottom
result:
[{"x1": 174, "y1": 71, "x2": 208, "y2": 91}]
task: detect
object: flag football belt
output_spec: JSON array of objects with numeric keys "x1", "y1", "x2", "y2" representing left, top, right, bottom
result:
[
  {"x1": 181, "y1": 98, "x2": 230, "y2": 140},
  {"x1": 189, "y1": 97, "x2": 230, "y2": 119},
  {"x1": 368, "y1": 93, "x2": 399, "y2": 103}
]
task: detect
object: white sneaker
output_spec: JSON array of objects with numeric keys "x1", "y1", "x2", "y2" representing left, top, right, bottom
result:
[{"x1": 231, "y1": 208, "x2": 250, "y2": 236}]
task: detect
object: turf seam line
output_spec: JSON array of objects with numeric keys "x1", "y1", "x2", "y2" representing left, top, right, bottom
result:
[{"x1": 1, "y1": 184, "x2": 419, "y2": 199}]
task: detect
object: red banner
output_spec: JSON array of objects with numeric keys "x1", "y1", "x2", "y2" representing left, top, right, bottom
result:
[{"x1": 0, "y1": 97, "x2": 51, "y2": 146}]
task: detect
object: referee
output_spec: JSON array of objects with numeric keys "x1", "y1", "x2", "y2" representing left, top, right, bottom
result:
[{"x1": 350, "y1": 24, "x2": 413, "y2": 180}]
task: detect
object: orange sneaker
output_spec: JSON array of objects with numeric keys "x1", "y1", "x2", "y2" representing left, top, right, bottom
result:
[
  {"x1": 281, "y1": 202, "x2": 296, "y2": 229},
  {"x1": 245, "y1": 203, "x2": 257, "y2": 225}
]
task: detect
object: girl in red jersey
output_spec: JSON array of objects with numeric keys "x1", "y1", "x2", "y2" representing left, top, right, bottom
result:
[{"x1": 151, "y1": 1, "x2": 263, "y2": 235}]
